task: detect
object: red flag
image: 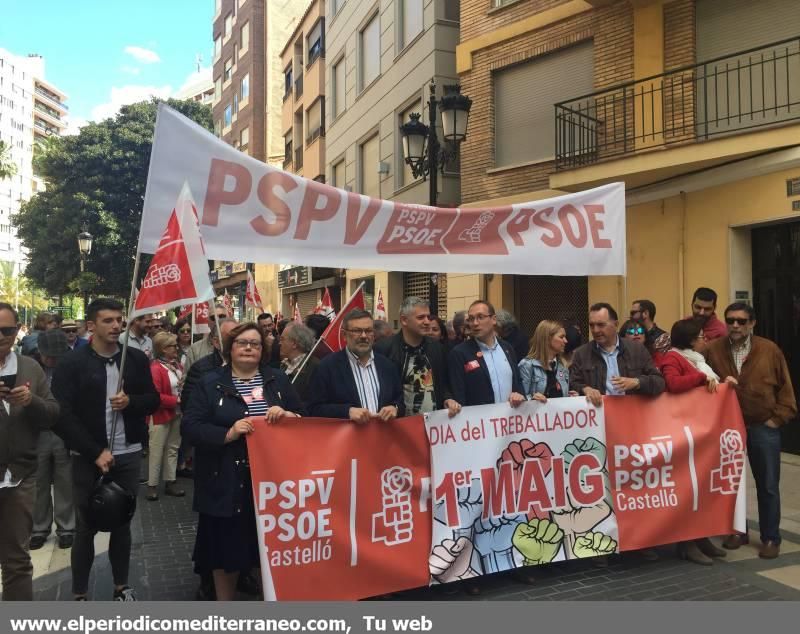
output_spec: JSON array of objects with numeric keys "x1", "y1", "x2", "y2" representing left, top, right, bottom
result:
[
  {"x1": 374, "y1": 287, "x2": 387, "y2": 321},
  {"x1": 194, "y1": 301, "x2": 210, "y2": 334},
  {"x1": 223, "y1": 289, "x2": 233, "y2": 317},
  {"x1": 293, "y1": 302, "x2": 302, "y2": 323},
  {"x1": 132, "y1": 183, "x2": 213, "y2": 317},
  {"x1": 177, "y1": 304, "x2": 193, "y2": 320},
  {"x1": 317, "y1": 287, "x2": 336, "y2": 322},
  {"x1": 245, "y1": 270, "x2": 264, "y2": 311},
  {"x1": 320, "y1": 285, "x2": 365, "y2": 353}
]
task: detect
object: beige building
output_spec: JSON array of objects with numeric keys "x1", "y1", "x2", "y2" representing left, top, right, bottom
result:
[{"x1": 324, "y1": 0, "x2": 461, "y2": 327}]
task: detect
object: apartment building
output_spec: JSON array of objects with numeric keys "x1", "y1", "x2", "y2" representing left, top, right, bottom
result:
[
  {"x1": 324, "y1": 0, "x2": 461, "y2": 324},
  {"x1": 210, "y1": 0, "x2": 305, "y2": 317},
  {"x1": 0, "y1": 49, "x2": 67, "y2": 268},
  {"x1": 458, "y1": 0, "x2": 800, "y2": 449}
]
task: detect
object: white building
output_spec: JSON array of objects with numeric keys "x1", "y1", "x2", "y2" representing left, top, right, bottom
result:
[{"x1": 0, "y1": 49, "x2": 67, "y2": 268}]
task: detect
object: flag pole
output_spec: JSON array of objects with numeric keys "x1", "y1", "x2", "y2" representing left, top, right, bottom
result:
[
  {"x1": 190, "y1": 303, "x2": 196, "y2": 340},
  {"x1": 291, "y1": 281, "x2": 365, "y2": 384}
]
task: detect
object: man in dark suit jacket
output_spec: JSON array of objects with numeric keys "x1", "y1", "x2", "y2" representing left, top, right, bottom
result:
[
  {"x1": 280, "y1": 322, "x2": 320, "y2": 406},
  {"x1": 309, "y1": 309, "x2": 402, "y2": 423},
  {"x1": 448, "y1": 300, "x2": 526, "y2": 408}
]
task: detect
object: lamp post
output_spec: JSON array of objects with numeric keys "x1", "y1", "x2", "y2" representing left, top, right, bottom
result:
[
  {"x1": 400, "y1": 80, "x2": 472, "y2": 315},
  {"x1": 77, "y1": 225, "x2": 93, "y2": 316}
]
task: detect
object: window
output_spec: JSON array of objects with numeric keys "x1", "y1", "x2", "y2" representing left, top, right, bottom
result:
[
  {"x1": 224, "y1": 58, "x2": 233, "y2": 83},
  {"x1": 359, "y1": 134, "x2": 379, "y2": 198},
  {"x1": 333, "y1": 59, "x2": 345, "y2": 117},
  {"x1": 284, "y1": 66, "x2": 293, "y2": 98},
  {"x1": 214, "y1": 119, "x2": 221, "y2": 136},
  {"x1": 494, "y1": 0, "x2": 518, "y2": 6},
  {"x1": 307, "y1": 20, "x2": 324, "y2": 66},
  {"x1": 240, "y1": 127, "x2": 249, "y2": 148},
  {"x1": 214, "y1": 77, "x2": 222, "y2": 102},
  {"x1": 224, "y1": 13, "x2": 233, "y2": 39},
  {"x1": 399, "y1": 100, "x2": 422, "y2": 186},
  {"x1": 333, "y1": 160, "x2": 346, "y2": 188},
  {"x1": 214, "y1": 36, "x2": 222, "y2": 60},
  {"x1": 241, "y1": 73, "x2": 250, "y2": 100},
  {"x1": 359, "y1": 13, "x2": 380, "y2": 90},
  {"x1": 240, "y1": 21, "x2": 249, "y2": 53},
  {"x1": 444, "y1": 0, "x2": 460, "y2": 21},
  {"x1": 307, "y1": 97, "x2": 324, "y2": 142},
  {"x1": 224, "y1": 104, "x2": 232, "y2": 128},
  {"x1": 233, "y1": 92, "x2": 239, "y2": 113},
  {"x1": 494, "y1": 42, "x2": 593, "y2": 166},
  {"x1": 284, "y1": 132, "x2": 293, "y2": 166},
  {"x1": 401, "y1": 0, "x2": 423, "y2": 48}
]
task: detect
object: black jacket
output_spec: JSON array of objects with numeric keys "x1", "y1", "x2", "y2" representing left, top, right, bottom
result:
[
  {"x1": 374, "y1": 333, "x2": 453, "y2": 409},
  {"x1": 448, "y1": 338, "x2": 523, "y2": 406},
  {"x1": 308, "y1": 350, "x2": 402, "y2": 418},
  {"x1": 52, "y1": 344, "x2": 159, "y2": 460},
  {"x1": 181, "y1": 348, "x2": 223, "y2": 410},
  {"x1": 181, "y1": 363, "x2": 303, "y2": 517},
  {"x1": 286, "y1": 354, "x2": 320, "y2": 406},
  {"x1": 503, "y1": 325, "x2": 530, "y2": 365}
]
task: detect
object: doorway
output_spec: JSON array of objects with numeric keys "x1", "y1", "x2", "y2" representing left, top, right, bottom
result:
[{"x1": 752, "y1": 221, "x2": 800, "y2": 453}]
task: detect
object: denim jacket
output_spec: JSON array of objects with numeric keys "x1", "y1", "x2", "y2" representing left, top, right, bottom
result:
[{"x1": 518, "y1": 357, "x2": 570, "y2": 397}]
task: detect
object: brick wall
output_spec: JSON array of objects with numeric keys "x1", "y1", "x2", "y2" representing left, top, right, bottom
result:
[
  {"x1": 461, "y1": 0, "x2": 574, "y2": 42},
  {"x1": 664, "y1": 0, "x2": 696, "y2": 142},
  {"x1": 460, "y1": 0, "x2": 635, "y2": 203}
]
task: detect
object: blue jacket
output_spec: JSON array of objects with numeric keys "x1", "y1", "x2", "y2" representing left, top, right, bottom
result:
[
  {"x1": 448, "y1": 338, "x2": 523, "y2": 406},
  {"x1": 308, "y1": 349, "x2": 403, "y2": 419},
  {"x1": 181, "y1": 363, "x2": 303, "y2": 517},
  {"x1": 518, "y1": 357, "x2": 570, "y2": 397}
]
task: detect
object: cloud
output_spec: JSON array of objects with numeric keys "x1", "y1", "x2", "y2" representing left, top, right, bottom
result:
[
  {"x1": 120, "y1": 65, "x2": 142, "y2": 76},
  {"x1": 124, "y1": 46, "x2": 160, "y2": 64},
  {"x1": 174, "y1": 66, "x2": 213, "y2": 100},
  {"x1": 90, "y1": 84, "x2": 173, "y2": 121},
  {"x1": 63, "y1": 116, "x2": 88, "y2": 137}
]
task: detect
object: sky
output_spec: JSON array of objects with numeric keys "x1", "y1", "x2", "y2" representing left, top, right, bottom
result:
[{"x1": 1, "y1": 0, "x2": 215, "y2": 132}]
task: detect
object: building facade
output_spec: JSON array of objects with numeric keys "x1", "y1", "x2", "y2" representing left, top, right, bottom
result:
[
  {"x1": 324, "y1": 0, "x2": 461, "y2": 327},
  {"x1": 0, "y1": 49, "x2": 67, "y2": 269},
  {"x1": 458, "y1": 0, "x2": 800, "y2": 448}
]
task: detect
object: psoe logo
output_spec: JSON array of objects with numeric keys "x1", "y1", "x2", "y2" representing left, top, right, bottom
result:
[
  {"x1": 142, "y1": 263, "x2": 181, "y2": 288},
  {"x1": 372, "y1": 466, "x2": 414, "y2": 546},
  {"x1": 710, "y1": 429, "x2": 745, "y2": 495}
]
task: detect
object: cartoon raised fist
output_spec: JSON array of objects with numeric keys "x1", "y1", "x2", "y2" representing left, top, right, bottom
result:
[
  {"x1": 561, "y1": 436, "x2": 612, "y2": 507},
  {"x1": 572, "y1": 531, "x2": 617, "y2": 559},
  {"x1": 552, "y1": 486, "x2": 611, "y2": 536},
  {"x1": 498, "y1": 439, "x2": 554, "y2": 519},
  {"x1": 511, "y1": 518, "x2": 564, "y2": 566},
  {"x1": 429, "y1": 537, "x2": 479, "y2": 583},
  {"x1": 472, "y1": 513, "x2": 524, "y2": 574}
]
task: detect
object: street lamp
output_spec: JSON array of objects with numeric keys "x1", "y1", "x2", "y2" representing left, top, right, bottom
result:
[
  {"x1": 400, "y1": 80, "x2": 472, "y2": 315},
  {"x1": 77, "y1": 224, "x2": 93, "y2": 315}
]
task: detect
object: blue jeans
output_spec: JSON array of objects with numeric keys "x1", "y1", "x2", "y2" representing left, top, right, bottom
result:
[{"x1": 746, "y1": 423, "x2": 782, "y2": 544}]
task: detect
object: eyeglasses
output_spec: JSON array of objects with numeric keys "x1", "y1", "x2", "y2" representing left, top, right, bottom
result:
[
  {"x1": 626, "y1": 327, "x2": 645, "y2": 335},
  {"x1": 345, "y1": 328, "x2": 374, "y2": 337},
  {"x1": 62, "y1": 328, "x2": 77, "y2": 334},
  {"x1": 725, "y1": 317, "x2": 750, "y2": 326},
  {"x1": 178, "y1": 328, "x2": 191, "y2": 334},
  {"x1": 0, "y1": 326, "x2": 18, "y2": 337},
  {"x1": 233, "y1": 339, "x2": 262, "y2": 349},
  {"x1": 465, "y1": 314, "x2": 493, "y2": 323}
]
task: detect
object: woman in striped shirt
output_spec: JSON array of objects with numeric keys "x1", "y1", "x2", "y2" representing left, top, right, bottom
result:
[{"x1": 182, "y1": 322, "x2": 303, "y2": 601}]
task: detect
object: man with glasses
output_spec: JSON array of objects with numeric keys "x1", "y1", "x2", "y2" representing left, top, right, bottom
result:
[
  {"x1": 61, "y1": 320, "x2": 87, "y2": 351},
  {"x1": 706, "y1": 303, "x2": 796, "y2": 559},
  {"x1": 0, "y1": 303, "x2": 60, "y2": 600},
  {"x1": 448, "y1": 300, "x2": 526, "y2": 409},
  {"x1": 375, "y1": 297, "x2": 461, "y2": 417},
  {"x1": 184, "y1": 305, "x2": 228, "y2": 373},
  {"x1": 630, "y1": 299, "x2": 669, "y2": 357},
  {"x1": 309, "y1": 309, "x2": 402, "y2": 423}
]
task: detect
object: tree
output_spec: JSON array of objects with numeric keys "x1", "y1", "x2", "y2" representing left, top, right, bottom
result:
[
  {"x1": 0, "y1": 140, "x2": 17, "y2": 180},
  {"x1": 0, "y1": 260, "x2": 50, "y2": 322},
  {"x1": 13, "y1": 98, "x2": 212, "y2": 298}
]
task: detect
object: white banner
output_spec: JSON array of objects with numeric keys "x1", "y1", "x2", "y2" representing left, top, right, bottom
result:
[
  {"x1": 141, "y1": 104, "x2": 626, "y2": 275},
  {"x1": 426, "y1": 399, "x2": 618, "y2": 583}
]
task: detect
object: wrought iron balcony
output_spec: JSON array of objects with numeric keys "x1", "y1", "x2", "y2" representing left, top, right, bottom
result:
[{"x1": 555, "y1": 36, "x2": 800, "y2": 170}]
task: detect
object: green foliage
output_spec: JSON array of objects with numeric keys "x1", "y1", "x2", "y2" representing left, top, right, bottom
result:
[
  {"x1": 0, "y1": 260, "x2": 50, "y2": 319},
  {"x1": 0, "y1": 140, "x2": 17, "y2": 179},
  {"x1": 13, "y1": 98, "x2": 212, "y2": 297}
]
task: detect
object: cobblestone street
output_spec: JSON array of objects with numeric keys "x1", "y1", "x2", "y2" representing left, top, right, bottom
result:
[{"x1": 24, "y1": 453, "x2": 800, "y2": 601}]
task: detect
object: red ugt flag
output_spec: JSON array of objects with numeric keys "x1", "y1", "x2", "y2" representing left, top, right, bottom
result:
[
  {"x1": 132, "y1": 183, "x2": 214, "y2": 317},
  {"x1": 374, "y1": 287, "x2": 387, "y2": 321},
  {"x1": 245, "y1": 270, "x2": 264, "y2": 311}
]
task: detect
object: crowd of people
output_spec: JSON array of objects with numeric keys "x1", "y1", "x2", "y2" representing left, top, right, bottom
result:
[{"x1": 0, "y1": 285, "x2": 795, "y2": 601}]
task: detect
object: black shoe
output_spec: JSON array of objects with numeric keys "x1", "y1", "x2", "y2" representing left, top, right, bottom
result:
[
  {"x1": 58, "y1": 535, "x2": 74, "y2": 549},
  {"x1": 236, "y1": 571, "x2": 261, "y2": 596},
  {"x1": 113, "y1": 586, "x2": 137, "y2": 601},
  {"x1": 176, "y1": 467, "x2": 194, "y2": 478},
  {"x1": 29, "y1": 535, "x2": 47, "y2": 550}
]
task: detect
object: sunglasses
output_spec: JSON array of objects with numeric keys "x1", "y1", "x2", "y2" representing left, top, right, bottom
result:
[
  {"x1": 0, "y1": 326, "x2": 18, "y2": 337},
  {"x1": 725, "y1": 317, "x2": 750, "y2": 326},
  {"x1": 178, "y1": 328, "x2": 191, "y2": 334},
  {"x1": 62, "y1": 328, "x2": 77, "y2": 334},
  {"x1": 626, "y1": 327, "x2": 645, "y2": 335}
]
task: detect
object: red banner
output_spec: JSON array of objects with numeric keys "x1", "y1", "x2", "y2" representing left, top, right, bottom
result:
[
  {"x1": 606, "y1": 386, "x2": 746, "y2": 551},
  {"x1": 246, "y1": 417, "x2": 431, "y2": 601}
]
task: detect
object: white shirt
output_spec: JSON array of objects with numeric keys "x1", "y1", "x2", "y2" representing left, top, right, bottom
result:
[
  {"x1": 102, "y1": 353, "x2": 141, "y2": 455},
  {"x1": 0, "y1": 352, "x2": 18, "y2": 415},
  {"x1": 346, "y1": 350, "x2": 380, "y2": 413}
]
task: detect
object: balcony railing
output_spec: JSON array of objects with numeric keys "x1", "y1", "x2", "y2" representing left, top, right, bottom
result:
[
  {"x1": 555, "y1": 36, "x2": 800, "y2": 170},
  {"x1": 295, "y1": 147, "x2": 304, "y2": 169},
  {"x1": 295, "y1": 75, "x2": 304, "y2": 98},
  {"x1": 35, "y1": 88, "x2": 68, "y2": 111},
  {"x1": 306, "y1": 125, "x2": 325, "y2": 145},
  {"x1": 284, "y1": 142, "x2": 293, "y2": 168}
]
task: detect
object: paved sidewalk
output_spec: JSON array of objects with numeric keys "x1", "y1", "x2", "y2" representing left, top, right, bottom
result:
[{"x1": 18, "y1": 453, "x2": 800, "y2": 601}]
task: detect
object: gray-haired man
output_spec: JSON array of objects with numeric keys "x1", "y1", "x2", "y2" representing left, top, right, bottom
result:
[{"x1": 280, "y1": 323, "x2": 319, "y2": 405}]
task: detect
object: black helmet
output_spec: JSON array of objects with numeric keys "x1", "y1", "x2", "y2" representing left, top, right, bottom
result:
[{"x1": 87, "y1": 475, "x2": 137, "y2": 532}]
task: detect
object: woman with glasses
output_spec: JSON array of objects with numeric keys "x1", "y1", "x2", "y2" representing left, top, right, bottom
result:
[
  {"x1": 174, "y1": 317, "x2": 193, "y2": 367},
  {"x1": 147, "y1": 332, "x2": 185, "y2": 501},
  {"x1": 619, "y1": 319, "x2": 646, "y2": 346},
  {"x1": 182, "y1": 322, "x2": 303, "y2": 600},
  {"x1": 518, "y1": 320, "x2": 574, "y2": 402}
]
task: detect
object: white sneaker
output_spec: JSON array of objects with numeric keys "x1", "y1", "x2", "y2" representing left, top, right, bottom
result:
[{"x1": 113, "y1": 586, "x2": 137, "y2": 601}]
